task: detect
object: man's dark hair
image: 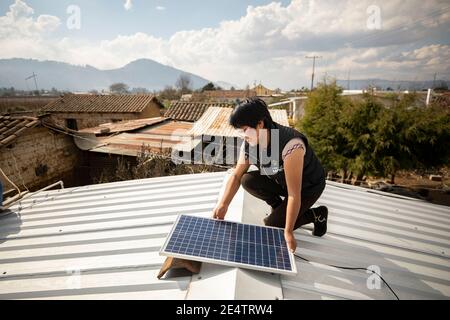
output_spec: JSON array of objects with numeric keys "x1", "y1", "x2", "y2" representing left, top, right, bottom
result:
[{"x1": 229, "y1": 98, "x2": 274, "y2": 129}]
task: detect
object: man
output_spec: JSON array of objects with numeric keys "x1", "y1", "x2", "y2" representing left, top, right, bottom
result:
[{"x1": 212, "y1": 98, "x2": 328, "y2": 252}]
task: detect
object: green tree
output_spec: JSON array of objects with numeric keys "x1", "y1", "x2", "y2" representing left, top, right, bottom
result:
[
  {"x1": 175, "y1": 74, "x2": 192, "y2": 94},
  {"x1": 298, "y1": 80, "x2": 351, "y2": 178},
  {"x1": 109, "y1": 82, "x2": 129, "y2": 94},
  {"x1": 202, "y1": 82, "x2": 216, "y2": 92},
  {"x1": 299, "y1": 84, "x2": 450, "y2": 184}
]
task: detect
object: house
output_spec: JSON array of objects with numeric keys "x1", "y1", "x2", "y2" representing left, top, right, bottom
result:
[
  {"x1": 1, "y1": 170, "x2": 449, "y2": 299},
  {"x1": 0, "y1": 115, "x2": 80, "y2": 194},
  {"x1": 253, "y1": 84, "x2": 274, "y2": 97},
  {"x1": 42, "y1": 94, "x2": 165, "y2": 130}
]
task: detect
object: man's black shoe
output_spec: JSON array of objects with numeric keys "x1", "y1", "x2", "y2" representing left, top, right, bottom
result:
[{"x1": 312, "y1": 206, "x2": 328, "y2": 237}]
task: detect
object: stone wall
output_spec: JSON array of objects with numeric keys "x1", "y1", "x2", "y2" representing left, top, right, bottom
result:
[{"x1": 0, "y1": 126, "x2": 80, "y2": 192}]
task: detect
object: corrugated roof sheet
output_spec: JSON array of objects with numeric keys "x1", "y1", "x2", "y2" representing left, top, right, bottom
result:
[
  {"x1": 0, "y1": 172, "x2": 227, "y2": 299},
  {"x1": 43, "y1": 94, "x2": 163, "y2": 113},
  {"x1": 189, "y1": 107, "x2": 290, "y2": 137},
  {"x1": 164, "y1": 101, "x2": 233, "y2": 122},
  {"x1": 0, "y1": 115, "x2": 40, "y2": 149},
  {"x1": 79, "y1": 117, "x2": 169, "y2": 135},
  {"x1": 1, "y1": 171, "x2": 449, "y2": 300},
  {"x1": 282, "y1": 181, "x2": 450, "y2": 300},
  {"x1": 89, "y1": 120, "x2": 194, "y2": 156}
]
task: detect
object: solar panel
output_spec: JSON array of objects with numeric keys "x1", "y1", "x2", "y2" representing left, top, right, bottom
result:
[{"x1": 160, "y1": 214, "x2": 297, "y2": 276}]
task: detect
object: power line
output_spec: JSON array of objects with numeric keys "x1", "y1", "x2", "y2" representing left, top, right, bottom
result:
[{"x1": 294, "y1": 253, "x2": 400, "y2": 300}]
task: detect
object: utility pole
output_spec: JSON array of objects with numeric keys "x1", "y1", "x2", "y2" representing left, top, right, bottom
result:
[
  {"x1": 305, "y1": 56, "x2": 322, "y2": 91},
  {"x1": 432, "y1": 72, "x2": 437, "y2": 89},
  {"x1": 347, "y1": 69, "x2": 351, "y2": 90},
  {"x1": 25, "y1": 72, "x2": 39, "y2": 92}
]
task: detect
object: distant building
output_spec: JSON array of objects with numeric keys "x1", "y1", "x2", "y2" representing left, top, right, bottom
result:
[
  {"x1": 192, "y1": 89, "x2": 256, "y2": 103},
  {"x1": 180, "y1": 94, "x2": 192, "y2": 101},
  {"x1": 253, "y1": 84, "x2": 274, "y2": 97},
  {"x1": 42, "y1": 94, "x2": 165, "y2": 130}
]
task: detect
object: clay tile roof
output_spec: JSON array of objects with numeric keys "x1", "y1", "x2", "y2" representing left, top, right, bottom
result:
[
  {"x1": 164, "y1": 101, "x2": 234, "y2": 122},
  {"x1": 0, "y1": 115, "x2": 40, "y2": 149},
  {"x1": 42, "y1": 94, "x2": 164, "y2": 113}
]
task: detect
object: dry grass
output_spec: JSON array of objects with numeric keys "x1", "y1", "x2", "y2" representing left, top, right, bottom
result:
[{"x1": 94, "y1": 145, "x2": 226, "y2": 184}]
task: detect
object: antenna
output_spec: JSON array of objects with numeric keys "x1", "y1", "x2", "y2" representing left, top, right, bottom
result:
[
  {"x1": 305, "y1": 56, "x2": 322, "y2": 91},
  {"x1": 25, "y1": 72, "x2": 39, "y2": 92}
]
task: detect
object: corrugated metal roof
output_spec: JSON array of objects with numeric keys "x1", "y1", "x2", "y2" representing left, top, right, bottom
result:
[
  {"x1": 164, "y1": 102, "x2": 233, "y2": 122},
  {"x1": 88, "y1": 120, "x2": 194, "y2": 157},
  {"x1": 189, "y1": 107, "x2": 290, "y2": 137},
  {"x1": 281, "y1": 181, "x2": 450, "y2": 300},
  {"x1": 78, "y1": 117, "x2": 169, "y2": 135},
  {"x1": 43, "y1": 94, "x2": 163, "y2": 113},
  {"x1": 1, "y1": 170, "x2": 449, "y2": 300},
  {"x1": 0, "y1": 172, "x2": 227, "y2": 299},
  {"x1": 0, "y1": 115, "x2": 40, "y2": 149}
]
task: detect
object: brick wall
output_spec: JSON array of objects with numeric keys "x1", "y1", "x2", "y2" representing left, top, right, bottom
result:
[{"x1": 0, "y1": 126, "x2": 80, "y2": 192}]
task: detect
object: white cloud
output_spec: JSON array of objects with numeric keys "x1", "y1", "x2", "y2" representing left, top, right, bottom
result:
[
  {"x1": 0, "y1": 0, "x2": 449, "y2": 89},
  {"x1": 124, "y1": 0, "x2": 133, "y2": 11},
  {"x1": 0, "y1": 0, "x2": 60, "y2": 39},
  {"x1": 156, "y1": 6, "x2": 165, "y2": 11}
]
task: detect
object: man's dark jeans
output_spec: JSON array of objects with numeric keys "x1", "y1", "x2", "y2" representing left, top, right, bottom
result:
[{"x1": 241, "y1": 171, "x2": 325, "y2": 230}]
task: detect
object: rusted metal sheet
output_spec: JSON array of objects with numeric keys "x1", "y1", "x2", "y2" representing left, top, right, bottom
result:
[
  {"x1": 79, "y1": 117, "x2": 169, "y2": 135},
  {"x1": 189, "y1": 107, "x2": 289, "y2": 137},
  {"x1": 88, "y1": 121, "x2": 194, "y2": 156}
]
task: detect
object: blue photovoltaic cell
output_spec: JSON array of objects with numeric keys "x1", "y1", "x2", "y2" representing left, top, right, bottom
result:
[{"x1": 162, "y1": 215, "x2": 293, "y2": 273}]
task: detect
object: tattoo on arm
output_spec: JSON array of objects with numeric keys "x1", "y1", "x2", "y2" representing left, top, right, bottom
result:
[{"x1": 283, "y1": 143, "x2": 305, "y2": 160}]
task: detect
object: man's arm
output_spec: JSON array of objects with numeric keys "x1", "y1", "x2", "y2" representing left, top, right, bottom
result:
[
  {"x1": 283, "y1": 147, "x2": 305, "y2": 252},
  {"x1": 212, "y1": 145, "x2": 250, "y2": 219}
]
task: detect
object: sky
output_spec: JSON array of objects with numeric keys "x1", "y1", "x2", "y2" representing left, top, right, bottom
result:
[{"x1": 0, "y1": 0, "x2": 449, "y2": 89}]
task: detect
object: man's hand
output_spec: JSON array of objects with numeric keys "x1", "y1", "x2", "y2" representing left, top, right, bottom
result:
[
  {"x1": 284, "y1": 230, "x2": 297, "y2": 253},
  {"x1": 212, "y1": 203, "x2": 228, "y2": 220}
]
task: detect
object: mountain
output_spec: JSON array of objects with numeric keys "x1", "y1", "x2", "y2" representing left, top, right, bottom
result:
[
  {"x1": 0, "y1": 58, "x2": 211, "y2": 92},
  {"x1": 336, "y1": 78, "x2": 450, "y2": 91}
]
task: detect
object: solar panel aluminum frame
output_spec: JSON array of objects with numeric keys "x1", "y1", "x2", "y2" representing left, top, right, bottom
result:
[{"x1": 160, "y1": 214, "x2": 298, "y2": 276}]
